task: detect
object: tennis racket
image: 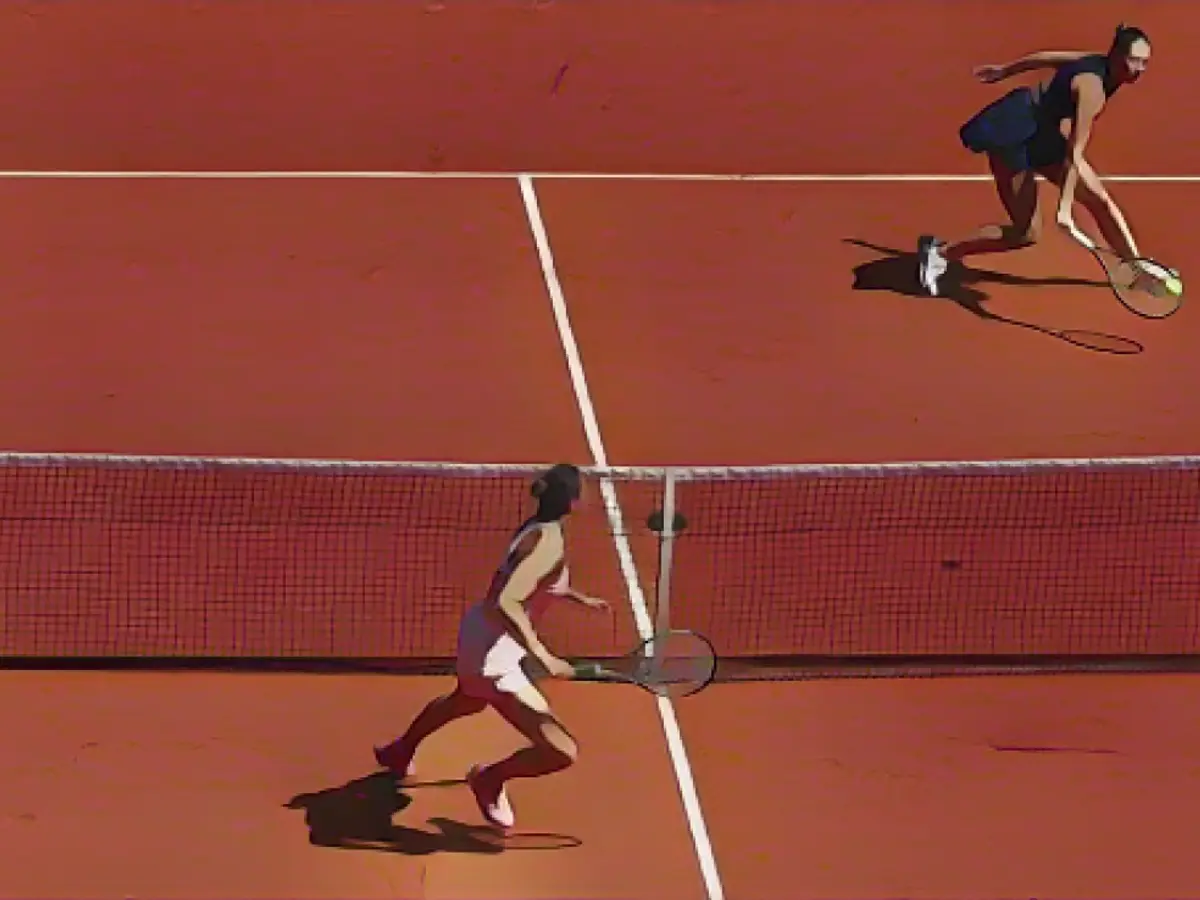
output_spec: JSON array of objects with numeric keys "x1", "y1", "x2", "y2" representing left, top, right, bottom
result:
[
  {"x1": 570, "y1": 629, "x2": 717, "y2": 698},
  {"x1": 1065, "y1": 226, "x2": 1183, "y2": 319}
]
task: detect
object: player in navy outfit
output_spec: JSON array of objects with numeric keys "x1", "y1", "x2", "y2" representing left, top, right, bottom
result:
[{"x1": 918, "y1": 25, "x2": 1151, "y2": 296}]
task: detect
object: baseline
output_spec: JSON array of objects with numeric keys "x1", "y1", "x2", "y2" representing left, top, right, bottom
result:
[{"x1": 0, "y1": 170, "x2": 1199, "y2": 182}]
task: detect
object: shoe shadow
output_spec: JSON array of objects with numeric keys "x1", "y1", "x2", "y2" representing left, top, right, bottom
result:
[
  {"x1": 284, "y1": 771, "x2": 583, "y2": 855},
  {"x1": 844, "y1": 238, "x2": 1143, "y2": 355}
]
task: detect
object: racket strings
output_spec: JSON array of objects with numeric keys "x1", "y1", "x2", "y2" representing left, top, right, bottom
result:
[
  {"x1": 633, "y1": 631, "x2": 716, "y2": 697},
  {"x1": 637, "y1": 655, "x2": 707, "y2": 684},
  {"x1": 1105, "y1": 256, "x2": 1183, "y2": 318},
  {"x1": 1116, "y1": 260, "x2": 1174, "y2": 294}
]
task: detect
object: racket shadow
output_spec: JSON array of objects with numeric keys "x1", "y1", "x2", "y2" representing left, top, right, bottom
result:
[
  {"x1": 844, "y1": 238, "x2": 1142, "y2": 355},
  {"x1": 284, "y1": 771, "x2": 582, "y2": 855}
]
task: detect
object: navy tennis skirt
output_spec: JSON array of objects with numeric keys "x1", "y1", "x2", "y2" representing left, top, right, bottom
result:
[{"x1": 959, "y1": 87, "x2": 1066, "y2": 172}]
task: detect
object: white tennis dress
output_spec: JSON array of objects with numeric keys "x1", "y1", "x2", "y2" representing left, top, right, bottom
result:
[{"x1": 456, "y1": 519, "x2": 569, "y2": 699}]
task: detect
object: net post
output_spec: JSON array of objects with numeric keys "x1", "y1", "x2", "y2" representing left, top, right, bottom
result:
[{"x1": 653, "y1": 466, "x2": 679, "y2": 640}]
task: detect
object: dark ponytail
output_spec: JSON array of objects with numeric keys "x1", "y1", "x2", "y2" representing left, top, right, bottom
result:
[
  {"x1": 530, "y1": 463, "x2": 582, "y2": 521},
  {"x1": 1110, "y1": 23, "x2": 1150, "y2": 55}
]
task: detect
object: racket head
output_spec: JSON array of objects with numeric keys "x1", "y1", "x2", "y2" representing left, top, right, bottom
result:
[
  {"x1": 572, "y1": 629, "x2": 718, "y2": 698},
  {"x1": 626, "y1": 629, "x2": 718, "y2": 698},
  {"x1": 1095, "y1": 250, "x2": 1184, "y2": 319}
]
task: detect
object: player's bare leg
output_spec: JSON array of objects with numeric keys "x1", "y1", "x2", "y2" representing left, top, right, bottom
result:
[
  {"x1": 919, "y1": 154, "x2": 1042, "y2": 295},
  {"x1": 374, "y1": 686, "x2": 487, "y2": 778},
  {"x1": 466, "y1": 684, "x2": 577, "y2": 829}
]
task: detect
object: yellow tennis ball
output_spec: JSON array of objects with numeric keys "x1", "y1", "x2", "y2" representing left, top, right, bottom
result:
[{"x1": 1165, "y1": 275, "x2": 1184, "y2": 297}]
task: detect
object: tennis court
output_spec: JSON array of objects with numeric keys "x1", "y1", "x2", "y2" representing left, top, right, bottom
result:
[{"x1": 4, "y1": 3, "x2": 1200, "y2": 899}]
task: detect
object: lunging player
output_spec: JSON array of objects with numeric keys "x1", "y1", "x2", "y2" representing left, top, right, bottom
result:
[{"x1": 919, "y1": 25, "x2": 1151, "y2": 295}]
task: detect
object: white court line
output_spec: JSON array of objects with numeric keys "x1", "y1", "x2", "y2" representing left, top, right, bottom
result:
[
  {"x1": 0, "y1": 169, "x2": 1199, "y2": 183},
  {"x1": 517, "y1": 173, "x2": 726, "y2": 900}
]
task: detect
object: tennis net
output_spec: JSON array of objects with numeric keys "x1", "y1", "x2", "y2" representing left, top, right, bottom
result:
[{"x1": 1, "y1": 451, "x2": 1198, "y2": 677}]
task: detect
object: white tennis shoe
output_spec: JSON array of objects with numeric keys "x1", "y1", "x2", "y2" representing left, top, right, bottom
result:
[{"x1": 918, "y1": 235, "x2": 949, "y2": 296}]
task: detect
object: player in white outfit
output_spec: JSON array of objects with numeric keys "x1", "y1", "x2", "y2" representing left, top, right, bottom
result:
[{"x1": 373, "y1": 463, "x2": 608, "y2": 830}]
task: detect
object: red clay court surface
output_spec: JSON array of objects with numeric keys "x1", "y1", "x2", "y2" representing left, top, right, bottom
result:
[{"x1": 4, "y1": 3, "x2": 1200, "y2": 899}]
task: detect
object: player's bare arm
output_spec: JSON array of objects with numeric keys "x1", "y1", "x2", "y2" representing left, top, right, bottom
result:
[
  {"x1": 974, "y1": 50, "x2": 1090, "y2": 83},
  {"x1": 1057, "y1": 74, "x2": 1140, "y2": 258},
  {"x1": 918, "y1": 25, "x2": 1152, "y2": 296},
  {"x1": 491, "y1": 530, "x2": 570, "y2": 673}
]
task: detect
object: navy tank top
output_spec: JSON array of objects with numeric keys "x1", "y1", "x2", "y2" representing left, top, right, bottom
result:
[{"x1": 1031, "y1": 54, "x2": 1121, "y2": 125}]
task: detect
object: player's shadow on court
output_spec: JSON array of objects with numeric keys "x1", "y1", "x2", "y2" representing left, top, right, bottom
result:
[
  {"x1": 844, "y1": 237, "x2": 1107, "y2": 304},
  {"x1": 285, "y1": 771, "x2": 582, "y2": 855},
  {"x1": 842, "y1": 238, "x2": 1142, "y2": 354}
]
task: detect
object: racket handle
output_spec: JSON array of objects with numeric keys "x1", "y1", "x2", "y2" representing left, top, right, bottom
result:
[{"x1": 572, "y1": 662, "x2": 604, "y2": 679}]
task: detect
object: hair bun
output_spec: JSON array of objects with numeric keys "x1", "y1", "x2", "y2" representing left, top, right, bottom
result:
[{"x1": 530, "y1": 478, "x2": 548, "y2": 497}]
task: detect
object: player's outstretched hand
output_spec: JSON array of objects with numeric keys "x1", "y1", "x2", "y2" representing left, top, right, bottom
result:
[{"x1": 973, "y1": 64, "x2": 1006, "y2": 84}]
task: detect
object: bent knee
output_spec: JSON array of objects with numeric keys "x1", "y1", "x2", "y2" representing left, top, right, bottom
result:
[
  {"x1": 539, "y1": 722, "x2": 579, "y2": 764},
  {"x1": 1005, "y1": 220, "x2": 1042, "y2": 246}
]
